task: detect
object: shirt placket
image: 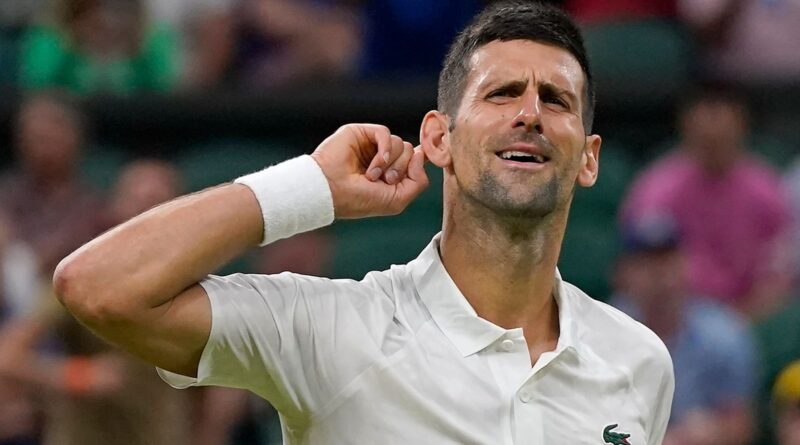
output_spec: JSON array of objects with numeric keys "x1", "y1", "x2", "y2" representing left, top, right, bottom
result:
[
  {"x1": 484, "y1": 329, "x2": 532, "y2": 445},
  {"x1": 512, "y1": 349, "x2": 569, "y2": 444}
]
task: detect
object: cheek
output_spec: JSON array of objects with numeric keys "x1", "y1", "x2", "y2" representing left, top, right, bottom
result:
[{"x1": 546, "y1": 111, "x2": 584, "y2": 143}]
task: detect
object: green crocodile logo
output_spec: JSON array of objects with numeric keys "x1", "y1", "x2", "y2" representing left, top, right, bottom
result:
[{"x1": 603, "y1": 424, "x2": 631, "y2": 445}]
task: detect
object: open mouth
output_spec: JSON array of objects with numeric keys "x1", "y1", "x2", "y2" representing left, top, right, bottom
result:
[{"x1": 496, "y1": 150, "x2": 549, "y2": 164}]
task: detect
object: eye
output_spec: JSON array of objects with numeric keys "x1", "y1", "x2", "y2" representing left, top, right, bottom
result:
[
  {"x1": 542, "y1": 93, "x2": 568, "y2": 109},
  {"x1": 486, "y1": 86, "x2": 522, "y2": 100}
]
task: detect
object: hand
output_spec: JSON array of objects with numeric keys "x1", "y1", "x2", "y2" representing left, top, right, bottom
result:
[{"x1": 311, "y1": 124, "x2": 429, "y2": 219}]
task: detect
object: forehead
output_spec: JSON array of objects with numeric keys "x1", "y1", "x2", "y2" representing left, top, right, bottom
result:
[{"x1": 466, "y1": 39, "x2": 584, "y2": 94}]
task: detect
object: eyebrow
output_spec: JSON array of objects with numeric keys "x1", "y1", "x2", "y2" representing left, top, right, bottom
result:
[{"x1": 481, "y1": 77, "x2": 580, "y2": 109}]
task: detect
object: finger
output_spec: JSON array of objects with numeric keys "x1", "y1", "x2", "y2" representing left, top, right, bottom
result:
[
  {"x1": 360, "y1": 125, "x2": 393, "y2": 181},
  {"x1": 395, "y1": 147, "x2": 429, "y2": 204},
  {"x1": 370, "y1": 134, "x2": 404, "y2": 181},
  {"x1": 383, "y1": 141, "x2": 414, "y2": 185}
]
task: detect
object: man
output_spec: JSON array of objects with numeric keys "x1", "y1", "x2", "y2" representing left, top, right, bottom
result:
[
  {"x1": 0, "y1": 92, "x2": 104, "y2": 275},
  {"x1": 611, "y1": 214, "x2": 755, "y2": 445},
  {"x1": 620, "y1": 87, "x2": 791, "y2": 319},
  {"x1": 54, "y1": 2, "x2": 674, "y2": 444}
]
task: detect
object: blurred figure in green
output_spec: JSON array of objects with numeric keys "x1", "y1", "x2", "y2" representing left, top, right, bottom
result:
[{"x1": 20, "y1": 0, "x2": 179, "y2": 95}]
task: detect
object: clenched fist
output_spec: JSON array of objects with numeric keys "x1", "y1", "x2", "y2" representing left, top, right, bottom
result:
[{"x1": 311, "y1": 124, "x2": 429, "y2": 219}]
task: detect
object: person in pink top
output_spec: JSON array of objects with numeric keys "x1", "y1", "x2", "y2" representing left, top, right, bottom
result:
[{"x1": 620, "y1": 87, "x2": 792, "y2": 320}]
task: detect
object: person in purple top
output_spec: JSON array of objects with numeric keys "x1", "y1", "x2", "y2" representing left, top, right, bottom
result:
[{"x1": 620, "y1": 86, "x2": 792, "y2": 320}]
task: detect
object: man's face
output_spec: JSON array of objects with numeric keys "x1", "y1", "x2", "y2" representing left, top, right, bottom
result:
[
  {"x1": 17, "y1": 99, "x2": 81, "y2": 179},
  {"x1": 680, "y1": 99, "x2": 747, "y2": 174},
  {"x1": 447, "y1": 39, "x2": 598, "y2": 219}
]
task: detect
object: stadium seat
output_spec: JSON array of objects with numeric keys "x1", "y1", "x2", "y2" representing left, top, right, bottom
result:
[
  {"x1": 571, "y1": 139, "x2": 639, "y2": 221},
  {"x1": 582, "y1": 19, "x2": 692, "y2": 106},
  {"x1": 176, "y1": 139, "x2": 295, "y2": 192},
  {"x1": 0, "y1": 31, "x2": 20, "y2": 86},
  {"x1": 79, "y1": 144, "x2": 131, "y2": 190},
  {"x1": 558, "y1": 217, "x2": 619, "y2": 301},
  {"x1": 561, "y1": 141, "x2": 638, "y2": 300},
  {"x1": 331, "y1": 165, "x2": 443, "y2": 280}
]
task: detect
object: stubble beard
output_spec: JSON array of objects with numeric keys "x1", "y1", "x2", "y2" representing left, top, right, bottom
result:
[{"x1": 470, "y1": 170, "x2": 562, "y2": 220}]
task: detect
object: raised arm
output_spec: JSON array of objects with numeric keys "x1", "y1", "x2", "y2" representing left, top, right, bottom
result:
[{"x1": 53, "y1": 124, "x2": 428, "y2": 377}]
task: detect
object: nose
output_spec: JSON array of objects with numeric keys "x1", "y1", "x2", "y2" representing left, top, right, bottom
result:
[{"x1": 512, "y1": 93, "x2": 543, "y2": 134}]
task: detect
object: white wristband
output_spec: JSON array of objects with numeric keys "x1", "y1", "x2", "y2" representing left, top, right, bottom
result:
[{"x1": 235, "y1": 155, "x2": 334, "y2": 246}]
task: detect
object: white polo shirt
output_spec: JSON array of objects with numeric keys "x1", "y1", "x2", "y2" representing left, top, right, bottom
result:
[{"x1": 159, "y1": 234, "x2": 674, "y2": 444}]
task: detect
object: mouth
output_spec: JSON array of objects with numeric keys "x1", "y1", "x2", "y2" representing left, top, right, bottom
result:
[
  {"x1": 496, "y1": 150, "x2": 549, "y2": 164},
  {"x1": 495, "y1": 142, "x2": 551, "y2": 166}
]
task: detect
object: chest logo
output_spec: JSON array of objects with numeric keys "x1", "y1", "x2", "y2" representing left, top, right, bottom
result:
[{"x1": 603, "y1": 424, "x2": 631, "y2": 445}]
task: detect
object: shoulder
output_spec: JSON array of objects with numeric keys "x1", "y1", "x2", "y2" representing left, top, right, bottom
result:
[
  {"x1": 563, "y1": 282, "x2": 673, "y2": 378},
  {"x1": 738, "y1": 155, "x2": 789, "y2": 201},
  {"x1": 201, "y1": 267, "x2": 403, "y2": 327}
]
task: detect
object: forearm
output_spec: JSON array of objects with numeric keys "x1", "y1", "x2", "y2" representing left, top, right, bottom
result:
[{"x1": 54, "y1": 184, "x2": 262, "y2": 317}]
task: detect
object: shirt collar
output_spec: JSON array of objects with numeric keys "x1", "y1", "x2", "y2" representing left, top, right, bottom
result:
[{"x1": 409, "y1": 233, "x2": 582, "y2": 357}]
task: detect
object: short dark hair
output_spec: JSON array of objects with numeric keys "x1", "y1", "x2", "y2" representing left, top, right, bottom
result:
[
  {"x1": 438, "y1": 0, "x2": 595, "y2": 133},
  {"x1": 680, "y1": 82, "x2": 748, "y2": 115}
]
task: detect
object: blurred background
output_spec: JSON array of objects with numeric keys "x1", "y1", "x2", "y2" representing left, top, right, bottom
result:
[{"x1": 0, "y1": 0, "x2": 798, "y2": 444}]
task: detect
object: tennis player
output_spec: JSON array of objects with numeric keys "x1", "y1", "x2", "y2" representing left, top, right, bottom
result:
[{"x1": 54, "y1": 1, "x2": 674, "y2": 443}]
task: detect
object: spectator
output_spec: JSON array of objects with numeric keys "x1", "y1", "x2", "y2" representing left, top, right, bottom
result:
[
  {"x1": 20, "y1": 0, "x2": 179, "y2": 95},
  {"x1": 0, "y1": 1, "x2": 46, "y2": 33},
  {"x1": 620, "y1": 86, "x2": 792, "y2": 319},
  {"x1": 565, "y1": 0, "x2": 676, "y2": 23},
  {"x1": 611, "y1": 213, "x2": 756, "y2": 445},
  {"x1": 0, "y1": 216, "x2": 42, "y2": 445},
  {"x1": 0, "y1": 160, "x2": 194, "y2": 445},
  {"x1": 0, "y1": 92, "x2": 104, "y2": 275},
  {"x1": 773, "y1": 360, "x2": 800, "y2": 445},
  {"x1": 144, "y1": 0, "x2": 235, "y2": 90},
  {"x1": 679, "y1": 0, "x2": 800, "y2": 87},
  {"x1": 232, "y1": 0, "x2": 360, "y2": 90}
]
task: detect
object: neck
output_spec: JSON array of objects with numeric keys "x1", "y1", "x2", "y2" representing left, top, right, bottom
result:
[{"x1": 439, "y1": 191, "x2": 569, "y2": 348}]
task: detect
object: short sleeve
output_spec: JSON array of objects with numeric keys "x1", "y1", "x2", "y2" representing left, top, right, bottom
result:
[{"x1": 157, "y1": 272, "x2": 394, "y2": 420}]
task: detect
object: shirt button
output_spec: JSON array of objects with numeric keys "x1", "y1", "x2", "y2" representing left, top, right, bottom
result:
[
  {"x1": 519, "y1": 389, "x2": 533, "y2": 403},
  {"x1": 500, "y1": 339, "x2": 514, "y2": 352}
]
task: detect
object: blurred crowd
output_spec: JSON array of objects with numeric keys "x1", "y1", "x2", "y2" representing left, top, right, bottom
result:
[{"x1": 0, "y1": 0, "x2": 798, "y2": 445}]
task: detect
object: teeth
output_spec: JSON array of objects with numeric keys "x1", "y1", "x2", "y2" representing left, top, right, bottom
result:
[
  {"x1": 500, "y1": 151, "x2": 546, "y2": 163},
  {"x1": 501, "y1": 151, "x2": 532, "y2": 159}
]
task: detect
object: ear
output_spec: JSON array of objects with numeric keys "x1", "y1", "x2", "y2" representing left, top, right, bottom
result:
[
  {"x1": 576, "y1": 134, "x2": 601, "y2": 188},
  {"x1": 420, "y1": 110, "x2": 452, "y2": 168}
]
